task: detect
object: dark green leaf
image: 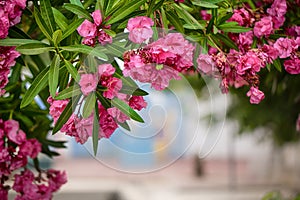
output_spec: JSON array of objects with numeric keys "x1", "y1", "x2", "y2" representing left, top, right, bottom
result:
[
  {"x1": 83, "y1": 93, "x2": 96, "y2": 118},
  {"x1": 34, "y1": 7, "x2": 53, "y2": 41},
  {"x1": 218, "y1": 22, "x2": 252, "y2": 33},
  {"x1": 214, "y1": 33, "x2": 239, "y2": 51},
  {"x1": 40, "y1": 0, "x2": 56, "y2": 34},
  {"x1": 111, "y1": 98, "x2": 144, "y2": 123},
  {"x1": 166, "y1": 11, "x2": 184, "y2": 33},
  {"x1": 52, "y1": 8, "x2": 68, "y2": 31},
  {"x1": 273, "y1": 59, "x2": 282, "y2": 72},
  {"x1": 52, "y1": 30, "x2": 62, "y2": 46},
  {"x1": 107, "y1": 0, "x2": 147, "y2": 24},
  {"x1": 105, "y1": 43, "x2": 126, "y2": 57},
  {"x1": 20, "y1": 67, "x2": 49, "y2": 108},
  {"x1": 60, "y1": 45, "x2": 108, "y2": 61},
  {"x1": 118, "y1": 121, "x2": 131, "y2": 131},
  {"x1": 70, "y1": 0, "x2": 84, "y2": 8},
  {"x1": 192, "y1": 0, "x2": 219, "y2": 8},
  {"x1": 0, "y1": 39, "x2": 44, "y2": 46},
  {"x1": 64, "y1": 3, "x2": 93, "y2": 21},
  {"x1": 42, "y1": 139, "x2": 67, "y2": 148},
  {"x1": 16, "y1": 43, "x2": 54, "y2": 55},
  {"x1": 120, "y1": 86, "x2": 149, "y2": 96},
  {"x1": 61, "y1": 18, "x2": 84, "y2": 40},
  {"x1": 92, "y1": 103, "x2": 99, "y2": 156},
  {"x1": 55, "y1": 85, "x2": 82, "y2": 100},
  {"x1": 64, "y1": 60, "x2": 80, "y2": 82},
  {"x1": 49, "y1": 54, "x2": 60, "y2": 97},
  {"x1": 96, "y1": 91, "x2": 110, "y2": 109}
]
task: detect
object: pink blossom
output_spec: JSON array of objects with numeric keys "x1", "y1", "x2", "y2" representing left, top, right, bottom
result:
[
  {"x1": 200, "y1": 10, "x2": 211, "y2": 20},
  {"x1": 4, "y1": 119, "x2": 19, "y2": 136},
  {"x1": 98, "y1": 64, "x2": 115, "y2": 77},
  {"x1": 82, "y1": 37, "x2": 96, "y2": 46},
  {"x1": 274, "y1": 38, "x2": 298, "y2": 58},
  {"x1": 19, "y1": 139, "x2": 42, "y2": 158},
  {"x1": 77, "y1": 19, "x2": 97, "y2": 38},
  {"x1": 129, "y1": 96, "x2": 147, "y2": 111},
  {"x1": 197, "y1": 54, "x2": 216, "y2": 75},
  {"x1": 47, "y1": 97, "x2": 69, "y2": 124},
  {"x1": 284, "y1": 57, "x2": 300, "y2": 74},
  {"x1": 91, "y1": 10, "x2": 102, "y2": 26},
  {"x1": 254, "y1": 16, "x2": 273, "y2": 38},
  {"x1": 0, "y1": 185, "x2": 8, "y2": 200},
  {"x1": 99, "y1": 106, "x2": 118, "y2": 138},
  {"x1": 237, "y1": 51, "x2": 263, "y2": 75},
  {"x1": 272, "y1": 15, "x2": 285, "y2": 29},
  {"x1": 296, "y1": 114, "x2": 300, "y2": 132},
  {"x1": 103, "y1": 77, "x2": 122, "y2": 99},
  {"x1": 47, "y1": 169, "x2": 67, "y2": 192},
  {"x1": 98, "y1": 30, "x2": 113, "y2": 45},
  {"x1": 238, "y1": 31, "x2": 253, "y2": 51},
  {"x1": 267, "y1": 0, "x2": 287, "y2": 17},
  {"x1": 127, "y1": 16, "x2": 154, "y2": 43},
  {"x1": 108, "y1": 107, "x2": 129, "y2": 123},
  {"x1": 79, "y1": 74, "x2": 98, "y2": 96},
  {"x1": 247, "y1": 87, "x2": 265, "y2": 104},
  {"x1": 74, "y1": 115, "x2": 93, "y2": 144},
  {"x1": 0, "y1": 10, "x2": 9, "y2": 39},
  {"x1": 0, "y1": 148, "x2": 10, "y2": 163},
  {"x1": 229, "y1": 8, "x2": 254, "y2": 27},
  {"x1": 13, "y1": 169, "x2": 35, "y2": 193},
  {"x1": 262, "y1": 44, "x2": 279, "y2": 62},
  {"x1": 10, "y1": 155, "x2": 27, "y2": 171}
]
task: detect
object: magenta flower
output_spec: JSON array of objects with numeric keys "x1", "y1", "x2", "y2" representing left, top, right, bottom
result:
[
  {"x1": 229, "y1": 8, "x2": 254, "y2": 27},
  {"x1": 99, "y1": 105, "x2": 118, "y2": 138},
  {"x1": 74, "y1": 115, "x2": 94, "y2": 144},
  {"x1": 0, "y1": 10, "x2": 9, "y2": 39},
  {"x1": 98, "y1": 64, "x2": 115, "y2": 77},
  {"x1": 19, "y1": 139, "x2": 42, "y2": 158},
  {"x1": 107, "y1": 107, "x2": 130, "y2": 123},
  {"x1": 284, "y1": 57, "x2": 300, "y2": 74},
  {"x1": 103, "y1": 77, "x2": 122, "y2": 99},
  {"x1": 127, "y1": 16, "x2": 154, "y2": 43},
  {"x1": 200, "y1": 10, "x2": 211, "y2": 20},
  {"x1": 254, "y1": 16, "x2": 273, "y2": 38},
  {"x1": 47, "y1": 97, "x2": 69, "y2": 124},
  {"x1": 79, "y1": 74, "x2": 98, "y2": 96},
  {"x1": 274, "y1": 38, "x2": 298, "y2": 58},
  {"x1": 47, "y1": 169, "x2": 68, "y2": 192},
  {"x1": 247, "y1": 87, "x2": 265, "y2": 104},
  {"x1": 197, "y1": 54, "x2": 216, "y2": 75},
  {"x1": 129, "y1": 96, "x2": 147, "y2": 111},
  {"x1": 236, "y1": 51, "x2": 263, "y2": 75},
  {"x1": 77, "y1": 20, "x2": 97, "y2": 38},
  {"x1": 91, "y1": 10, "x2": 102, "y2": 26},
  {"x1": 267, "y1": 0, "x2": 287, "y2": 17}
]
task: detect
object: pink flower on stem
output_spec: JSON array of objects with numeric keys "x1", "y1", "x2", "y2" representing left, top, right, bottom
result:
[
  {"x1": 254, "y1": 16, "x2": 274, "y2": 38},
  {"x1": 127, "y1": 16, "x2": 154, "y2": 44},
  {"x1": 284, "y1": 57, "x2": 300, "y2": 74},
  {"x1": 91, "y1": 10, "x2": 102, "y2": 26},
  {"x1": 98, "y1": 64, "x2": 115, "y2": 77},
  {"x1": 47, "y1": 169, "x2": 68, "y2": 192},
  {"x1": 129, "y1": 96, "x2": 147, "y2": 111},
  {"x1": 197, "y1": 54, "x2": 216, "y2": 75},
  {"x1": 107, "y1": 107, "x2": 129, "y2": 123},
  {"x1": 19, "y1": 139, "x2": 42, "y2": 159},
  {"x1": 99, "y1": 105, "x2": 118, "y2": 138},
  {"x1": 236, "y1": 51, "x2": 263, "y2": 75},
  {"x1": 267, "y1": 0, "x2": 287, "y2": 17},
  {"x1": 47, "y1": 97, "x2": 69, "y2": 124},
  {"x1": 79, "y1": 74, "x2": 98, "y2": 96},
  {"x1": 103, "y1": 77, "x2": 122, "y2": 99},
  {"x1": 77, "y1": 20, "x2": 97, "y2": 38},
  {"x1": 274, "y1": 38, "x2": 298, "y2": 58},
  {"x1": 74, "y1": 115, "x2": 94, "y2": 144},
  {"x1": 247, "y1": 86, "x2": 265, "y2": 104},
  {"x1": 229, "y1": 8, "x2": 254, "y2": 27},
  {"x1": 262, "y1": 44, "x2": 279, "y2": 62},
  {"x1": 200, "y1": 10, "x2": 211, "y2": 20}
]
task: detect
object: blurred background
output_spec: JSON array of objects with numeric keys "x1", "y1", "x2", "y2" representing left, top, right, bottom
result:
[{"x1": 47, "y1": 74, "x2": 300, "y2": 200}]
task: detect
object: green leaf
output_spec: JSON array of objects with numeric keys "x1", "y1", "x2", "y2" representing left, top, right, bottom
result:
[
  {"x1": 40, "y1": 0, "x2": 56, "y2": 34},
  {"x1": 160, "y1": 7, "x2": 168, "y2": 30},
  {"x1": 166, "y1": 11, "x2": 184, "y2": 33},
  {"x1": 173, "y1": 4, "x2": 205, "y2": 30},
  {"x1": 96, "y1": 91, "x2": 110, "y2": 109},
  {"x1": 16, "y1": 43, "x2": 54, "y2": 55},
  {"x1": 218, "y1": 22, "x2": 252, "y2": 33},
  {"x1": 118, "y1": 121, "x2": 131, "y2": 131},
  {"x1": 55, "y1": 85, "x2": 82, "y2": 100},
  {"x1": 64, "y1": 3, "x2": 93, "y2": 21},
  {"x1": 52, "y1": 99, "x2": 73, "y2": 134},
  {"x1": 83, "y1": 93, "x2": 96, "y2": 119},
  {"x1": 0, "y1": 39, "x2": 44, "y2": 46},
  {"x1": 64, "y1": 60, "x2": 80, "y2": 82},
  {"x1": 21, "y1": 67, "x2": 49, "y2": 108},
  {"x1": 273, "y1": 58, "x2": 282, "y2": 72},
  {"x1": 60, "y1": 45, "x2": 108, "y2": 61},
  {"x1": 103, "y1": 29, "x2": 116, "y2": 37},
  {"x1": 111, "y1": 98, "x2": 144, "y2": 123},
  {"x1": 42, "y1": 139, "x2": 67, "y2": 148},
  {"x1": 192, "y1": 0, "x2": 219, "y2": 8},
  {"x1": 70, "y1": 0, "x2": 84, "y2": 8},
  {"x1": 107, "y1": 0, "x2": 147, "y2": 24},
  {"x1": 52, "y1": 30, "x2": 62, "y2": 46},
  {"x1": 120, "y1": 86, "x2": 149, "y2": 96},
  {"x1": 34, "y1": 7, "x2": 53, "y2": 41},
  {"x1": 92, "y1": 103, "x2": 99, "y2": 156},
  {"x1": 105, "y1": 43, "x2": 126, "y2": 57},
  {"x1": 52, "y1": 8, "x2": 68, "y2": 31},
  {"x1": 61, "y1": 18, "x2": 85, "y2": 40},
  {"x1": 214, "y1": 33, "x2": 239, "y2": 51},
  {"x1": 49, "y1": 55, "x2": 60, "y2": 97},
  {"x1": 147, "y1": 0, "x2": 156, "y2": 16}
]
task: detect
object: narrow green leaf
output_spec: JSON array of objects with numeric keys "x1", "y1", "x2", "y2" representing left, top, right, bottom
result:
[
  {"x1": 55, "y1": 85, "x2": 82, "y2": 100},
  {"x1": 105, "y1": 43, "x2": 126, "y2": 57},
  {"x1": 107, "y1": 0, "x2": 147, "y2": 24},
  {"x1": 92, "y1": 103, "x2": 99, "y2": 156},
  {"x1": 192, "y1": 0, "x2": 219, "y2": 8},
  {"x1": 83, "y1": 93, "x2": 96, "y2": 119},
  {"x1": 120, "y1": 86, "x2": 149, "y2": 96},
  {"x1": 60, "y1": 45, "x2": 108, "y2": 61},
  {"x1": 70, "y1": 0, "x2": 84, "y2": 8},
  {"x1": 64, "y1": 3, "x2": 93, "y2": 21},
  {"x1": 34, "y1": 7, "x2": 53, "y2": 41},
  {"x1": 160, "y1": 7, "x2": 168, "y2": 30},
  {"x1": 42, "y1": 139, "x2": 67, "y2": 148},
  {"x1": 49, "y1": 55, "x2": 60, "y2": 97},
  {"x1": 52, "y1": 99, "x2": 73, "y2": 134},
  {"x1": 166, "y1": 11, "x2": 184, "y2": 33},
  {"x1": 64, "y1": 60, "x2": 80, "y2": 82},
  {"x1": 273, "y1": 59, "x2": 282, "y2": 72},
  {"x1": 103, "y1": 29, "x2": 116, "y2": 37},
  {"x1": 20, "y1": 67, "x2": 49, "y2": 108},
  {"x1": 52, "y1": 30, "x2": 62, "y2": 46},
  {"x1": 96, "y1": 91, "x2": 110, "y2": 109},
  {"x1": 147, "y1": 0, "x2": 156, "y2": 16},
  {"x1": 111, "y1": 98, "x2": 144, "y2": 123},
  {"x1": 218, "y1": 22, "x2": 252, "y2": 33},
  {"x1": 118, "y1": 121, "x2": 131, "y2": 131},
  {"x1": 52, "y1": 8, "x2": 68, "y2": 31},
  {"x1": 214, "y1": 33, "x2": 239, "y2": 51},
  {"x1": 0, "y1": 39, "x2": 44, "y2": 46},
  {"x1": 40, "y1": 0, "x2": 56, "y2": 34},
  {"x1": 16, "y1": 43, "x2": 54, "y2": 55},
  {"x1": 61, "y1": 18, "x2": 85, "y2": 40}
]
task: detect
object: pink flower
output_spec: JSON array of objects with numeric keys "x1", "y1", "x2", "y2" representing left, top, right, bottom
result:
[
  {"x1": 4, "y1": 119, "x2": 19, "y2": 136},
  {"x1": 91, "y1": 10, "x2": 102, "y2": 26},
  {"x1": 296, "y1": 114, "x2": 300, "y2": 132},
  {"x1": 77, "y1": 19, "x2": 97, "y2": 38},
  {"x1": 229, "y1": 8, "x2": 254, "y2": 27},
  {"x1": 10, "y1": 155, "x2": 27, "y2": 171},
  {"x1": 237, "y1": 51, "x2": 263, "y2": 75},
  {"x1": 47, "y1": 97, "x2": 69, "y2": 124},
  {"x1": 200, "y1": 10, "x2": 211, "y2": 20},
  {"x1": 254, "y1": 16, "x2": 273, "y2": 38},
  {"x1": 47, "y1": 169, "x2": 67, "y2": 192},
  {"x1": 74, "y1": 115, "x2": 93, "y2": 144},
  {"x1": 0, "y1": 185, "x2": 8, "y2": 200},
  {"x1": 98, "y1": 30, "x2": 113, "y2": 45},
  {"x1": 262, "y1": 44, "x2": 279, "y2": 62},
  {"x1": 129, "y1": 96, "x2": 147, "y2": 111},
  {"x1": 247, "y1": 87, "x2": 265, "y2": 104},
  {"x1": 98, "y1": 64, "x2": 115, "y2": 77},
  {"x1": 284, "y1": 57, "x2": 300, "y2": 74},
  {"x1": 0, "y1": 148, "x2": 10, "y2": 163},
  {"x1": 0, "y1": 10, "x2": 9, "y2": 39},
  {"x1": 99, "y1": 106, "x2": 118, "y2": 138},
  {"x1": 274, "y1": 38, "x2": 298, "y2": 58},
  {"x1": 127, "y1": 16, "x2": 154, "y2": 43},
  {"x1": 197, "y1": 54, "x2": 216, "y2": 75},
  {"x1": 103, "y1": 77, "x2": 122, "y2": 99},
  {"x1": 238, "y1": 31, "x2": 253, "y2": 51},
  {"x1": 267, "y1": 0, "x2": 287, "y2": 17},
  {"x1": 19, "y1": 139, "x2": 42, "y2": 158},
  {"x1": 79, "y1": 74, "x2": 98, "y2": 96},
  {"x1": 108, "y1": 107, "x2": 129, "y2": 123}
]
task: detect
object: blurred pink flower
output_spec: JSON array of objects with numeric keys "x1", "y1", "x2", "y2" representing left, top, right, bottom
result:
[
  {"x1": 237, "y1": 51, "x2": 262, "y2": 75},
  {"x1": 284, "y1": 57, "x2": 300, "y2": 74},
  {"x1": 200, "y1": 10, "x2": 211, "y2": 20},
  {"x1": 129, "y1": 96, "x2": 147, "y2": 111},
  {"x1": 247, "y1": 87, "x2": 265, "y2": 104},
  {"x1": 19, "y1": 139, "x2": 42, "y2": 158},
  {"x1": 47, "y1": 97, "x2": 69, "y2": 124},
  {"x1": 229, "y1": 8, "x2": 254, "y2": 27},
  {"x1": 127, "y1": 16, "x2": 154, "y2": 43},
  {"x1": 197, "y1": 54, "x2": 216, "y2": 75},
  {"x1": 79, "y1": 74, "x2": 98, "y2": 96},
  {"x1": 98, "y1": 64, "x2": 115, "y2": 77}
]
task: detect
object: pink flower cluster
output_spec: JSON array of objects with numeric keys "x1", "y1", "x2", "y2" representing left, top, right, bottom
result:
[
  {"x1": 123, "y1": 33, "x2": 194, "y2": 90},
  {"x1": 0, "y1": 119, "x2": 67, "y2": 200},
  {"x1": 127, "y1": 16, "x2": 154, "y2": 44},
  {"x1": 0, "y1": 46, "x2": 20, "y2": 95},
  {"x1": 0, "y1": 0, "x2": 26, "y2": 39},
  {"x1": 77, "y1": 10, "x2": 112, "y2": 46}
]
